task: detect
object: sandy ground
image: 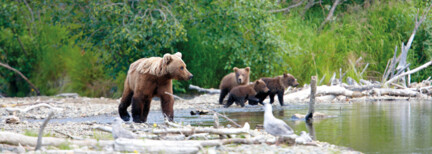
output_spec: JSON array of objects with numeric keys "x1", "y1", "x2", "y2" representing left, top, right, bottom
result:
[{"x1": 0, "y1": 94, "x2": 360, "y2": 153}]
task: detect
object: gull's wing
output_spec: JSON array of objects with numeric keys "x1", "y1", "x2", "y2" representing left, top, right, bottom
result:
[{"x1": 265, "y1": 119, "x2": 293, "y2": 136}]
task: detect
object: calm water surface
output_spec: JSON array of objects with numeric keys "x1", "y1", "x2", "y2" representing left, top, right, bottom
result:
[{"x1": 212, "y1": 101, "x2": 432, "y2": 153}]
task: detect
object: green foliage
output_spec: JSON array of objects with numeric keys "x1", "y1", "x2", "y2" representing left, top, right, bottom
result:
[
  {"x1": 279, "y1": 1, "x2": 418, "y2": 84},
  {"x1": 1, "y1": 0, "x2": 432, "y2": 96},
  {"x1": 178, "y1": 0, "x2": 287, "y2": 87}
]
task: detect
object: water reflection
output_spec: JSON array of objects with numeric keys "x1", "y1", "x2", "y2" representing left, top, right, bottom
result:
[{"x1": 221, "y1": 101, "x2": 432, "y2": 153}]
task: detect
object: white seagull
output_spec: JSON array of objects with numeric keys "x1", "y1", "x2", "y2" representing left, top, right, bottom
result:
[
  {"x1": 112, "y1": 117, "x2": 138, "y2": 139},
  {"x1": 263, "y1": 102, "x2": 294, "y2": 138}
]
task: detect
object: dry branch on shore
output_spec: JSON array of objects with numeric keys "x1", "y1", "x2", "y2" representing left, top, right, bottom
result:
[
  {"x1": 1, "y1": 120, "x2": 318, "y2": 153},
  {"x1": 189, "y1": 84, "x2": 220, "y2": 94},
  {"x1": 5, "y1": 103, "x2": 63, "y2": 114}
]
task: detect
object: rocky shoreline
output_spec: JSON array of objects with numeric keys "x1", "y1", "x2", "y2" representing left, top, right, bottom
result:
[{"x1": 0, "y1": 94, "x2": 361, "y2": 153}]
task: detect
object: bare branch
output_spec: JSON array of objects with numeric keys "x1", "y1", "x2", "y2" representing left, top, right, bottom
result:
[
  {"x1": 269, "y1": 0, "x2": 305, "y2": 13},
  {"x1": 6, "y1": 103, "x2": 63, "y2": 113},
  {"x1": 0, "y1": 62, "x2": 40, "y2": 95},
  {"x1": 385, "y1": 60, "x2": 432, "y2": 87},
  {"x1": 360, "y1": 63, "x2": 369, "y2": 77},
  {"x1": 302, "y1": 0, "x2": 322, "y2": 17},
  {"x1": 318, "y1": 0, "x2": 341, "y2": 32},
  {"x1": 35, "y1": 112, "x2": 54, "y2": 151},
  {"x1": 22, "y1": 0, "x2": 34, "y2": 23}
]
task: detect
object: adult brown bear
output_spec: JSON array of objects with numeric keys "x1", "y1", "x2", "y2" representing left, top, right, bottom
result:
[
  {"x1": 218, "y1": 67, "x2": 250, "y2": 104},
  {"x1": 253, "y1": 74, "x2": 299, "y2": 106},
  {"x1": 118, "y1": 52, "x2": 193, "y2": 123}
]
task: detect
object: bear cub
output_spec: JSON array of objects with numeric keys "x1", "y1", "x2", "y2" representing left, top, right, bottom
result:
[
  {"x1": 224, "y1": 79, "x2": 269, "y2": 108},
  {"x1": 252, "y1": 73, "x2": 299, "y2": 106},
  {"x1": 219, "y1": 67, "x2": 250, "y2": 104}
]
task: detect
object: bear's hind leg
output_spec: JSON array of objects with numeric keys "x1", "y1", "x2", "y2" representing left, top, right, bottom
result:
[
  {"x1": 119, "y1": 88, "x2": 133, "y2": 121},
  {"x1": 219, "y1": 88, "x2": 229, "y2": 104},
  {"x1": 132, "y1": 95, "x2": 151, "y2": 123}
]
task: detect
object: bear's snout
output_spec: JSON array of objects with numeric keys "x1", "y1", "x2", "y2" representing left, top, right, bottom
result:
[
  {"x1": 237, "y1": 78, "x2": 242, "y2": 84},
  {"x1": 264, "y1": 87, "x2": 269, "y2": 93},
  {"x1": 293, "y1": 82, "x2": 299, "y2": 87},
  {"x1": 189, "y1": 75, "x2": 194, "y2": 80}
]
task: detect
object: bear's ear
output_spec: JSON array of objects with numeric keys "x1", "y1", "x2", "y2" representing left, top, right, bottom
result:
[
  {"x1": 245, "y1": 67, "x2": 250, "y2": 72},
  {"x1": 255, "y1": 80, "x2": 260, "y2": 84},
  {"x1": 233, "y1": 67, "x2": 238, "y2": 72},
  {"x1": 174, "y1": 52, "x2": 182, "y2": 58},
  {"x1": 163, "y1": 53, "x2": 173, "y2": 65},
  {"x1": 283, "y1": 73, "x2": 288, "y2": 77}
]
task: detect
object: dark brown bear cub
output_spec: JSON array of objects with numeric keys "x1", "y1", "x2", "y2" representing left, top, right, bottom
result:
[
  {"x1": 252, "y1": 73, "x2": 299, "y2": 106},
  {"x1": 219, "y1": 67, "x2": 250, "y2": 104},
  {"x1": 224, "y1": 79, "x2": 269, "y2": 108}
]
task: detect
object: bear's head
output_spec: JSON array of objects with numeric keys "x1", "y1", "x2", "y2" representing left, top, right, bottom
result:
[
  {"x1": 163, "y1": 52, "x2": 193, "y2": 80},
  {"x1": 280, "y1": 73, "x2": 299, "y2": 88},
  {"x1": 254, "y1": 79, "x2": 269, "y2": 93},
  {"x1": 233, "y1": 67, "x2": 250, "y2": 85}
]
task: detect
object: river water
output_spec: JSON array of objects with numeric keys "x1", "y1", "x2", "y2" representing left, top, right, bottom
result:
[{"x1": 216, "y1": 101, "x2": 432, "y2": 153}]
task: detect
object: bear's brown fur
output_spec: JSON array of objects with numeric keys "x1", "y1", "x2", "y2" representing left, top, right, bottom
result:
[
  {"x1": 118, "y1": 52, "x2": 193, "y2": 123},
  {"x1": 224, "y1": 79, "x2": 269, "y2": 108},
  {"x1": 253, "y1": 73, "x2": 299, "y2": 106},
  {"x1": 218, "y1": 67, "x2": 250, "y2": 104}
]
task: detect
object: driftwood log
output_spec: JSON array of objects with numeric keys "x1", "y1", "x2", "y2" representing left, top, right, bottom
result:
[
  {"x1": 0, "y1": 132, "x2": 113, "y2": 147},
  {"x1": 306, "y1": 76, "x2": 317, "y2": 121},
  {"x1": 5, "y1": 103, "x2": 63, "y2": 114},
  {"x1": 189, "y1": 84, "x2": 220, "y2": 94}
]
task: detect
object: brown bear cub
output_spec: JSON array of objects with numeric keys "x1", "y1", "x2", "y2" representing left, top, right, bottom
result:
[
  {"x1": 252, "y1": 73, "x2": 299, "y2": 106},
  {"x1": 118, "y1": 52, "x2": 193, "y2": 123},
  {"x1": 219, "y1": 67, "x2": 250, "y2": 104},
  {"x1": 224, "y1": 79, "x2": 269, "y2": 108}
]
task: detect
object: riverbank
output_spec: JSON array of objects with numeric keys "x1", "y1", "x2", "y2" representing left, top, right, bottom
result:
[{"x1": 0, "y1": 94, "x2": 363, "y2": 153}]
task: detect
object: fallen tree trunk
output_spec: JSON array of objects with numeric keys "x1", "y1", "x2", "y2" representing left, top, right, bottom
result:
[
  {"x1": 371, "y1": 88, "x2": 423, "y2": 97},
  {"x1": 189, "y1": 84, "x2": 220, "y2": 94},
  {"x1": 114, "y1": 135, "x2": 301, "y2": 153},
  {"x1": 0, "y1": 131, "x2": 113, "y2": 147},
  {"x1": 342, "y1": 84, "x2": 381, "y2": 91},
  {"x1": 150, "y1": 126, "x2": 250, "y2": 135},
  {"x1": 284, "y1": 85, "x2": 363, "y2": 102}
]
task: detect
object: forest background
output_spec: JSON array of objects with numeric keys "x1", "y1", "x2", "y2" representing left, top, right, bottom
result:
[{"x1": 1, "y1": 0, "x2": 431, "y2": 97}]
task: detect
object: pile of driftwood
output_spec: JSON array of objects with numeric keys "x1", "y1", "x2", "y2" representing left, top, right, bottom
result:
[
  {"x1": 285, "y1": 5, "x2": 432, "y2": 103},
  {"x1": 0, "y1": 114, "x2": 315, "y2": 153}
]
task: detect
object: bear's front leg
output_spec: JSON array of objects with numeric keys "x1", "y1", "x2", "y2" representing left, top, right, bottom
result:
[
  {"x1": 160, "y1": 93, "x2": 174, "y2": 122},
  {"x1": 269, "y1": 93, "x2": 276, "y2": 104},
  {"x1": 219, "y1": 88, "x2": 229, "y2": 104},
  {"x1": 224, "y1": 94, "x2": 236, "y2": 108},
  {"x1": 277, "y1": 91, "x2": 285, "y2": 106},
  {"x1": 132, "y1": 95, "x2": 152, "y2": 123},
  {"x1": 238, "y1": 97, "x2": 246, "y2": 107}
]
